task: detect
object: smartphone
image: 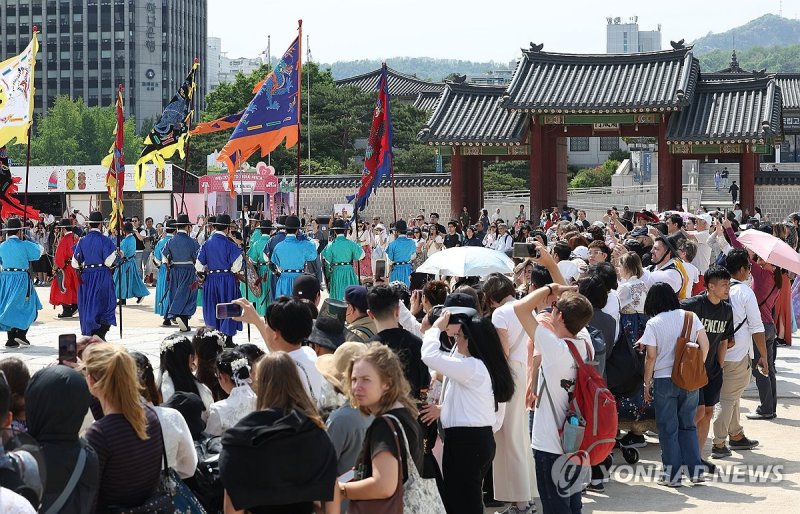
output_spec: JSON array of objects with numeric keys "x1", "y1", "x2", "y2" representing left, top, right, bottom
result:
[
  {"x1": 58, "y1": 334, "x2": 77, "y2": 364},
  {"x1": 375, "y1": 259, "x2": 386, "y2": 278},
  {"x1": 216, "y1": 303, "x2": 243, "y2": 319},
  {"x1": 512, "y1": 242, "x2": 539, "y2": 259},
  {"x1": 338, "y1": 469, "x2": 355, "y2": 483}
]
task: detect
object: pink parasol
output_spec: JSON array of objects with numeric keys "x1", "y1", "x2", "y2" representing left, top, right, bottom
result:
[{"x1": 737, "y1": 229, "x2": 800, "y2": 275}]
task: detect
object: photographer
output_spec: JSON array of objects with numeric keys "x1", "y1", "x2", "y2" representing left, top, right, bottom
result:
[{"x1": 0, "y1": 370, "x2": 42, "y2": 510}]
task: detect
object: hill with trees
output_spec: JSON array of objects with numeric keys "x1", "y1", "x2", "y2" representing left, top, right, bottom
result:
[
  {"x1": 323, "y1": 57, "x2": 513, "y2": 81},
  {"x1": 691, "y1": 14, "x2": 800, "y2": 55}
]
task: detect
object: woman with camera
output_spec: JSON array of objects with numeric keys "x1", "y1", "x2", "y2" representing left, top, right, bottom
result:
[{"x1": 421, "y1": 305, "x2": 514, "y2": 514}]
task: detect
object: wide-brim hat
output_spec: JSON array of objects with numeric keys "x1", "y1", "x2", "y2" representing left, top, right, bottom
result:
[
  {"x1": 259, "y1": 219, "x2": 274, "y2": 232},
  {"x1": 306, "y1": 317, "x2": 346, "y2": 352},
  {"x1": 212, "y1": 214, "x2": 233, "y2": 228},
  {"x1": 165, "y1": 219, "x2": 177, "y2": 232},
  {"x1": 87, "y1": 211, "x2": 105, "y2": 225},
  {"x1": 315, "y1": 342, "x2": 367, "y2": 392},
  {"x1": 331, "y1": 219, "x2": 348, "y2": 232},
  {"x1": 658, "y1": 233, "x2": 685, "y2": 257},
  {"x1": 174, "y1": 213, "x2": 193, "y2": 226},
  {"x1": 1, "y1": 218, "x2": 23, "y2": 232},
  {"x1": 283, "y1": 215, "x2": 301, "y2": 230},
  {"x1": 394, "y1": 220, "x2": 408, "y2": 233},
  {"x1": 55, "y1": 219, "x2": 73, "y2": 230},
  {"x1": 274, "y1": 215, "x2": 288, "y2": 228}
]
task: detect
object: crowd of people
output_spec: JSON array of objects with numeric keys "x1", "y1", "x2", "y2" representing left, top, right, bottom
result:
[{"x1": 0, "y1": 199, "x2": 797, "y2": 513}]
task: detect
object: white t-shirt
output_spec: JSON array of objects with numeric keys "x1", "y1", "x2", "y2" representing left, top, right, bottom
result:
[
  {"x1": 288, "y1": 346, "x2": 325, "y2": 406},
  {"x1": 640, "y1": 309, "x2": 704, "y2": 379},
  {"x1": 683, "y1": 261, "x2": 700, "y2": 289},
  {"x1": 641, "y1": 259, "x2": 683, "y2": 293},
  {"x1": 0, "y1": 487, "x2": 35, "y2": 514},
  {"x1": 153, "y1": 405, "x2": 199, "y2": 479},
  {"x1": 618, "y1": 276, "x2": 648, "y2": 314},
  {"x1": 727, "y1": 280, "x2": 765, "y2": 362},
  {"x1": 601, "y1": 289, "x2": 621, "y2": 342},
  {"x1": 205, "y1": 384, "x2": 258, "y2": 437},
  {"x1": 492, "y1": 298, "x2": 528, "y2": 364},
  {"x1": 531, "y1": 325, "x2": 593, "y2": 455},
  {"x1": 687, "y1": 230, "x2": 712, "y2": 274}
]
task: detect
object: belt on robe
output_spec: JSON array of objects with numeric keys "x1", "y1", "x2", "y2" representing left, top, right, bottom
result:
[
  {"x1": 207, "y1": 269, "x2": 232, "y2": 274},
  {"x1": 170, "y1": 261, "x2": 194, "y2": 265},
  {"x1": 282, "y1": 269, "x2": 303, "y2": 273},
  {"x1": 1, "y1": 268, "x2": 27, "y2": 272},
  {"x1": 83, "y1": 264, "x2": 108, "y2": 269},
  {"x1": 332, "y1": 262, "x2": 352, "y2": 266},
  {"x1": 393, "y1": 261, "x2": 411, "y2": 266}
]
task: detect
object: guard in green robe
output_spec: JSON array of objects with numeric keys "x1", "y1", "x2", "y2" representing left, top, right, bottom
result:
[
  {"x1": 240, "y1": 219, "x2": 273, "y2": 315},
  {"x1": 321, "y1": 219, "x2": 365, "y2": 301}
]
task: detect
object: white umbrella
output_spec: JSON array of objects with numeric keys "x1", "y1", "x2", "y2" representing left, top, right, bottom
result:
[{"x1": 415, "y1": 246, "x2": 515, "y2": 277}]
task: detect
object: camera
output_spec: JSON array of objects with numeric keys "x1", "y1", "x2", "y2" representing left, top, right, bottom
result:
[{"x1": 512, "y1": 242, "x2": 540, "y2": 259}]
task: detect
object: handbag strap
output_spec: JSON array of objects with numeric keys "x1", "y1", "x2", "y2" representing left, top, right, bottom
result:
[
  {"x1": 380, "y1": 415, "x2": 406, "y2": 486},
  {"x1": 44, "y1": 442, "x2": 87, "y2": 514},
  {"x1": 384, "y1": 414, "x2": 421, "y2": 480}
]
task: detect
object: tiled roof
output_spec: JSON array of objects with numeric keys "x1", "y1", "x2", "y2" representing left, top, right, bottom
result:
[
  {"x1": 413, "y1": 90, "x2": 442, "y2": 112},
  {"x1": 417, "y1": 83, "x2": 528, "y2": 145},
  {"x1": 775, "y1": 75, "x2": 800, "y2": 111},
  {"x1": 666, "y1": 77, "x2": 782, "y2": 143},
  {"x1": 503, "y1": 47, "x2": 700, "y2": 113},
  {"x1": 335, "y1": 67, "x2": 445, "y2": 100},
  {"x1": 299, "y1": 173, "x2": 450, "y2": 189}
]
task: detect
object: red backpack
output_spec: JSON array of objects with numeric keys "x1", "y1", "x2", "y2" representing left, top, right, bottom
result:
[{"x1": 564, "y1": 340, "x2": 618, "y2": 466}]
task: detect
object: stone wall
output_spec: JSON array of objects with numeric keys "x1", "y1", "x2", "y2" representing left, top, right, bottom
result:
[
  {"x1": 298, "y1": 185, "x2": 452, "y2": 221},
  {"x1": 754, "y1": 184, "x2": 800, "y2": 220}
]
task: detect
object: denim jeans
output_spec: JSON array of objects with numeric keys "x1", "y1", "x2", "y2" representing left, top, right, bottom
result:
[
  {"x1": 752, "y1": 322, "x2": 778, "y2": 416},
  {"x1": 134, "y1": 251, "x2": 145, "y2": 279},
  {"x1": 653, "y1": 378, "x2": 703, "y2": 483},
  {"x1": 534, "y1": 450, "x2": 581, "y2": 514}
]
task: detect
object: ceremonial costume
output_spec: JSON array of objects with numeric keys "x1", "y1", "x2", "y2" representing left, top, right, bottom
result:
[
  {"x1": 49, "y1": 221, "x2": 80, "y2": 317},
  {"x1": 241, "y1": 220, "x2": 272, "y2": 316},
  {"x1": 114, "y1": 224, "x2": 150, "y2": 302},
  {"x1": 272, "y1": 216, "x2": 317, "y2": 298},
  {"x1": 386, "y1": 221, "x2": 416, "y2": 286},
  {"x1": 72, "y1": 212, "x2": 117, "y2": 338},
  {"x1": 163, "y1": 215, "x2": 201, "y2": 332},
  {"x1": 196, "y1": 215, "x2": 242, "y2": 337},
  {"x1": 0, "y1": 219, "x2": 43, "y2": 347},
  {"x1": 321, "y1": 220, "x2": 364, "y2": 301},
  {"x1": 152, "y1": 223, "x2": 174, "y2": 319},
  {"x1": 265, "y1": 216, "x2": 288, "y2": 300}
]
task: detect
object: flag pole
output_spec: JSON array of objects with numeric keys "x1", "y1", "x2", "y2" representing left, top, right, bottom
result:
[
  {"x1": 181, "y1": 58, "x2": 198, "y2": 215},
  {"x1": 307, "y1": 34, "x2": 311, "y2": 175},
  {"x1": 384, "y1": 63, "x2": 397, "y2": 225},
  {"x1": 295, "y1": 19, "x2": 303, "y2": 214},
  {"x1": 22, "y1": 27, "x2": 38, "y2": 227},
  {"x1": 238, "y1": 149, "x2": 251, "y2": 342},
  {"x1": 267, "y1": 35, "x2": 271, "y2": 168}
]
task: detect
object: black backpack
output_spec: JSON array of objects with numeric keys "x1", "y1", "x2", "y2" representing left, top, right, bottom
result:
[
  {"x1": 185, "y1": 436, "x2": 223, "y2": 514},
  {"x1": 605, "y1": 329, "x2": 645, "y2": 397}
]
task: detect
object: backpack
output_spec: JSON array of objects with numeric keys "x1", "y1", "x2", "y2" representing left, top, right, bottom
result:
[
  {"x1": 563, "y1": 340, "x2": 618, "y2": 466},
  {"x1": 671, "y1": 311, "x2": 708, "y2": 391},
  {"x1": 585, "y1": 325, "x2": 607, "y2": 376},
  {"x1": 605, "y1": 327, "x2": 645, "y2": 396}
]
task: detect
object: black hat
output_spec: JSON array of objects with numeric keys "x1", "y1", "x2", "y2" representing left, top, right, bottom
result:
[
  {"x1": 212, "y1": 214, "x2": 233, "y2": 228},
  {"x1": 394, "y1": 220, "x2": 408, "y2": 233},
  {"x1": 259, "y1": 219, "x2": 274, "y2": 232},
  {"x1": 658, "y1": 233, "x2": 684, "y2": 257},
  {"x1": 275, "y1": 215, "x2": 288, "y2": 228},
  {"x1": 331, "y1": 219, "x2": 348, "y2": 232},
  {"x1": 292, "y1": 274, "x2": 321, "y2": 300},
  {"x1": 0, "y1": 218, "x2": 23, "y2": 232},
  {"x1": 88, "y1": 211, "x2": 104, "y2": 226},
  {"x1": 207, "y1": 215, "x2": 216, "y2": 225},
  {"x1": 174, "y1": 213, "x2": 193, "y2": 226},
  {"x1": 165, "y1": 219, "x2": 177, "y2": 232},
  {"x1": 56, "y1": 218, "x2": 73, "y2": 230},
  {"x1": 283, "y1": 215, "x2": 301, "y2": 230},
  {"x1": 306, "y1": 316, "x2": 346, "y2": 351},
  {"x1": 123, "y1": 221, "x2": 134, "y2": 233},
  {"x1": 444, "y1": 292, "x2": 477, "y2": 310}
]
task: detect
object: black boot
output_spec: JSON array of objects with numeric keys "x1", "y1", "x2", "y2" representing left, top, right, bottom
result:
[
  {"x1": 176, "y1": 316, "x2": 190, "y2": 332},
  {"x1": 5, "y1": 329, "x2": 19, "y2": 348},
  {"x1": 161, "y1": 318, "x2": 172, "y2": 327},
  {"x1": 117, "y1": 299, "x2": 127, "y2": 306},
  {"x1": 10, "y1": 328, "x2": 30, "y2": 346},
  {"x1": 92, "y1": 324, "x2": 110, "y2": 342}
]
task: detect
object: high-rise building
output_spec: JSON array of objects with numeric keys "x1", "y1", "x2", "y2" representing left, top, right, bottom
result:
[
  {"x1": 207, "y1": 35, "x2": 222, "y2": 90},
  {"x1": 0, "y1": 0, "x2": 207, "y2": 131},
  {"x1": 606, "y1": 16, "x2": 661, "y2": 53},
  {"x1": 206, "y1": 36, "x2": 263, "y2": 91}
]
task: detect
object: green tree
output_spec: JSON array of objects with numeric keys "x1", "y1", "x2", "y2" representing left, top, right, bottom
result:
[
  {"x1": 484, "y1": 169, "x2": 526, "y2": 191},
  {"x1": 569, "y1": 160, "x2": 619, "y2": 189},
  {"x1": 27, "y1": 96, "x2": 139, "y2": 165}
]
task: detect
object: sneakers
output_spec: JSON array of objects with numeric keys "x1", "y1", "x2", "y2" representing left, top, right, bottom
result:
[
  {"x1": 712, "y1": 444, "x2": 732, "y2": 458},
  {"x1": 657, "y1": 478, "x2": 683, "y2": 488},
  {"x1": 585, "y1": 482, "x2": 605, "y2": 493},
  {"x1": 619, "y1": 432, "x2": 647, "y2": 448},
  {"x1": 496, "y1": 503, "x2": 537, "y2": 514},
  {"x1": 701, "y1": 458, "x2": 716, "y2": 474},
  {"x1": 729, "y1": 435, "x2": 759, "y2": 450},
  {"x1": 746, "y1": 410, "x2": 776, "y2": 420}
]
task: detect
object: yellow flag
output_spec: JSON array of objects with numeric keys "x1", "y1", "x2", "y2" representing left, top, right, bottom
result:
[{"x1": 0, "y1": 32, "x2": 39, "y2": 147}]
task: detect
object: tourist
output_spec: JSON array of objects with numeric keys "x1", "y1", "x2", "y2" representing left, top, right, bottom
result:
[
  {"x1": 220, "y1": 352, "x2": 337, "y2": 514},
  {"x1": 492, "y1": 223, "x2": 514, "y2": 255},
  {"x1": 464, "y1": 225, "x2": 483, "y2": 247},
  {"x1": 158, "y1": 334, "x2": 214, "y2": 415},
  {"x1": 341, "y1": 343, "x2": 424, "y2": 512},
  {"x1": 0, "y1": 358, "x2": 28, "y2": 432},
  {"x1": 83, "y1": 343, "x2": 165, "y2": 511},
  {"x1": 25, "y1": 366, "x2": 99, "y2": 513},
  {"x1": 616, "y1": 252, "x2": 649, "y2": 345},
  {"x1": 425, "y1": 222, "x2": 444, "y2": 256},
  {"x1": 729, "y1": 181, "x2": 740, "y2": 205},
  {"x1": 443, "y1": 221, "x2": 463, "y2": 248},
  {"x1": 400, "y1": 279, "x2": 449, "y2": 338},
  {"x1": 422, "y1": 308, "x2": 514, "y2": 514},
  {"x1": 205, "y1": 349, "x2": 257, "y2": 437},
  {"x1": 191, "y1": 327, "x2": 230, "y2": 402},
  {"x1": 344, "y1": 285, "x2": 378, "y2": 343},
  {"x1": 0, "y1": 218, "x2": 43, "y2": 347},
  {"x1": 714, "y1": 169, "x2": 721, "y2": 191}
]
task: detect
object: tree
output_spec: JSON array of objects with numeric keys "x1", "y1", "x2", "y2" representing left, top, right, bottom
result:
[
  {"x1": 569, "y1": 160, "x2": 619, "y2": 189},
  {"x1": 27, "y1": 96, "x2": 139, "y2": 166},
  {"x1": 483, "y1": 169, "x2": 526, "y2": 191}
]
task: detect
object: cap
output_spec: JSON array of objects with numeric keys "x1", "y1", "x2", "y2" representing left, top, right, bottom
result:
[
  {"x1": 572, "y1": 246, "x2": 589, "y2": 261},
  {"x1": 344, "y1": 285, "x2": 369, "y2": 312},
  {"x1": 557, "y1": 260, "x2": 581, "y2": 283},
  {"x1": 292, "y1": 274, "x2": 321, "y2": 300},
  {"x1": 443, "y1": 292, "x2": 477, "y2": 310}
]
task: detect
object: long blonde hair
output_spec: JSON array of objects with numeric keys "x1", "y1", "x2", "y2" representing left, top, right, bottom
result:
[
  {"x1": 83, "y1": 343, "x2": 149, "y2": 440},
  {"x1": 346, "y1": 343, "x2": 419, "y2": 417},
  {"x1": 253, "y1": 352, "x2": 324, "y2": 429}
]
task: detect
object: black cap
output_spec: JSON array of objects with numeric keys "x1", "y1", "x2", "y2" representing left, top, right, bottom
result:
[
  {"x1": 344, "y1": 285, "x2": 369, "y2": 312},
  {"x1": 444, "y1": 292, "x2": 477, "y2": 310},
  {"x1": 292, "y1": 274, "x2": 321, "y2": 300}
]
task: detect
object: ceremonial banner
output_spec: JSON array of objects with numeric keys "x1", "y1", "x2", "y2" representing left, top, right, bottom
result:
[
  {"x1": 191, "y1": 110, "x2": 244, "y2": 136},
  {"x1": 101, "y1": 87, "x2": 126, "y2": 231},
  {"x1": 217, "y1": 35, "x2": 301, "y2": 194},
  {"x1": 347, "y1": 63, "x2": 393, "y2": 211},
  {"x1": 0, "y1": 32, "x2": 39, "y2": 147},
  {"x1": 0, "y1": 147, "x2": 40, "y2": 220},
  {"x1": 135, "y1": 61, "x2": 198, "y2": 190}
]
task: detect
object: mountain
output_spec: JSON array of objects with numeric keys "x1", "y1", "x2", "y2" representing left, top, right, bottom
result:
[
  {"x1": 691, "y1": 14, "x2": 800, "y2": 54},
  {"x1": 322, "y1": 57, "x2": 514, "y2": 81}
]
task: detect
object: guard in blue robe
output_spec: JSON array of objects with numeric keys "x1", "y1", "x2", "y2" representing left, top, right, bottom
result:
[
  {"x1": 0, "y1": 219, "x2": 44, "y2": 347},
  {"x1": 196, "y1": 214, "x2": 242, "y2": 339},
  {"x1": 115, "y1": 222, "x2": 150, "y2": 304},
  {"x1": 153, "y1": 220, "x2": 175, "y2": 323},
  {"x1": 386, "y1": 220, "x2": 416, "y2": 286},
  {"x1": 72, "y1": 212, "x2": 117, "y2": 339},
  {"x1": 272, "y1": 216, "x2": 317, "y2": 298},
  {"x1": 163, "y1": 214, "x2": 201, "y2": 332}
]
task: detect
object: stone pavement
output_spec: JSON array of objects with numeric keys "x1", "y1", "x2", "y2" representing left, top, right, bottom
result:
[{"x1": 2, "y1": 286, "x2": 800, "y2": 512}]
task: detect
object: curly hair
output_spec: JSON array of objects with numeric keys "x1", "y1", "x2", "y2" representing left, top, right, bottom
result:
[{"x1": 346, "y1": 343, "x2": 419, "y2": 418}]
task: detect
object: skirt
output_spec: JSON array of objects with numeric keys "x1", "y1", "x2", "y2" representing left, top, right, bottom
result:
[{"x1": 355, "y1": 244, "x2": 372, "y2": 277}]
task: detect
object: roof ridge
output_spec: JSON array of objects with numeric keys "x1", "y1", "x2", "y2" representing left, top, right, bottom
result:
[{"x1": 520, "y1": 46, "x2": 693, "y2": 64}]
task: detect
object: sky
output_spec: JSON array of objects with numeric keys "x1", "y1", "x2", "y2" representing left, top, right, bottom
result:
[{"x1": 208, "y1": 0, "x2": 792, "y2": 64}]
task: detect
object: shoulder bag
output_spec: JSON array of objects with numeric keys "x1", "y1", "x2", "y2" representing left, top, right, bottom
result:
[
  {"x1": 43, "y1": 443, "x2": 86, "y2": 514},
  {"x1": 671, "y1": 311, "x2": 709, "y2": 391}
]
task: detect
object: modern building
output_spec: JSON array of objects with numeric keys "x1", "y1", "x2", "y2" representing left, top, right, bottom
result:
[
  {"x1": 467, "y1": 68, "x2": 515, "y2": 87},
  {"x1": 0, "y1": 0, "x2": 207, "y2": 132},
  {"x1": 207, "y1": 35, "x2": 222, "y2": 90},
  {"x1": 206, "y1": 36, "x2": 264, "y2": 90},
  {"x1": 606, "y1": 16, "x2": 662, "y2": 54}
]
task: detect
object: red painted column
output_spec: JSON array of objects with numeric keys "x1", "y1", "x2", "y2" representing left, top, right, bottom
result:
[
  {"x1": 530, "y1": 118, "x2": 544, "y2": 217},
  {"x1": 740, "y1": 149, "x2": 757, "y2": 213},
  {"x1": 450, "y1": 151, "x2": 466, "y2": 220},
  {"x1": 658, "y1": 113, "x2": 675, "y2": 211},
  {"x1": 673, "y1": 157, "x2": 684, "y2": 211}
]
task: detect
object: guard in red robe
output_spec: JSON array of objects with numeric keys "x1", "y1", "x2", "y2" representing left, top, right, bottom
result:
[{"x1": 50, "y1": 219, "x2": 79, "y2": 317}]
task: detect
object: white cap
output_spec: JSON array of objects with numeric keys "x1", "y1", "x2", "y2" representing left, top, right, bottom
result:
[
  {"x1": 558, "y1": 260, "x2": 581, "y2": 283},
  {"x1": 592, "y1": 221, "x2": 606, "y2": 229},
  {"x1": 572, "y1": 246, "x2": 589, "y2": 261},
  {"x1": 696, "y1": 214, "x2": 712, "y2": 226}
]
